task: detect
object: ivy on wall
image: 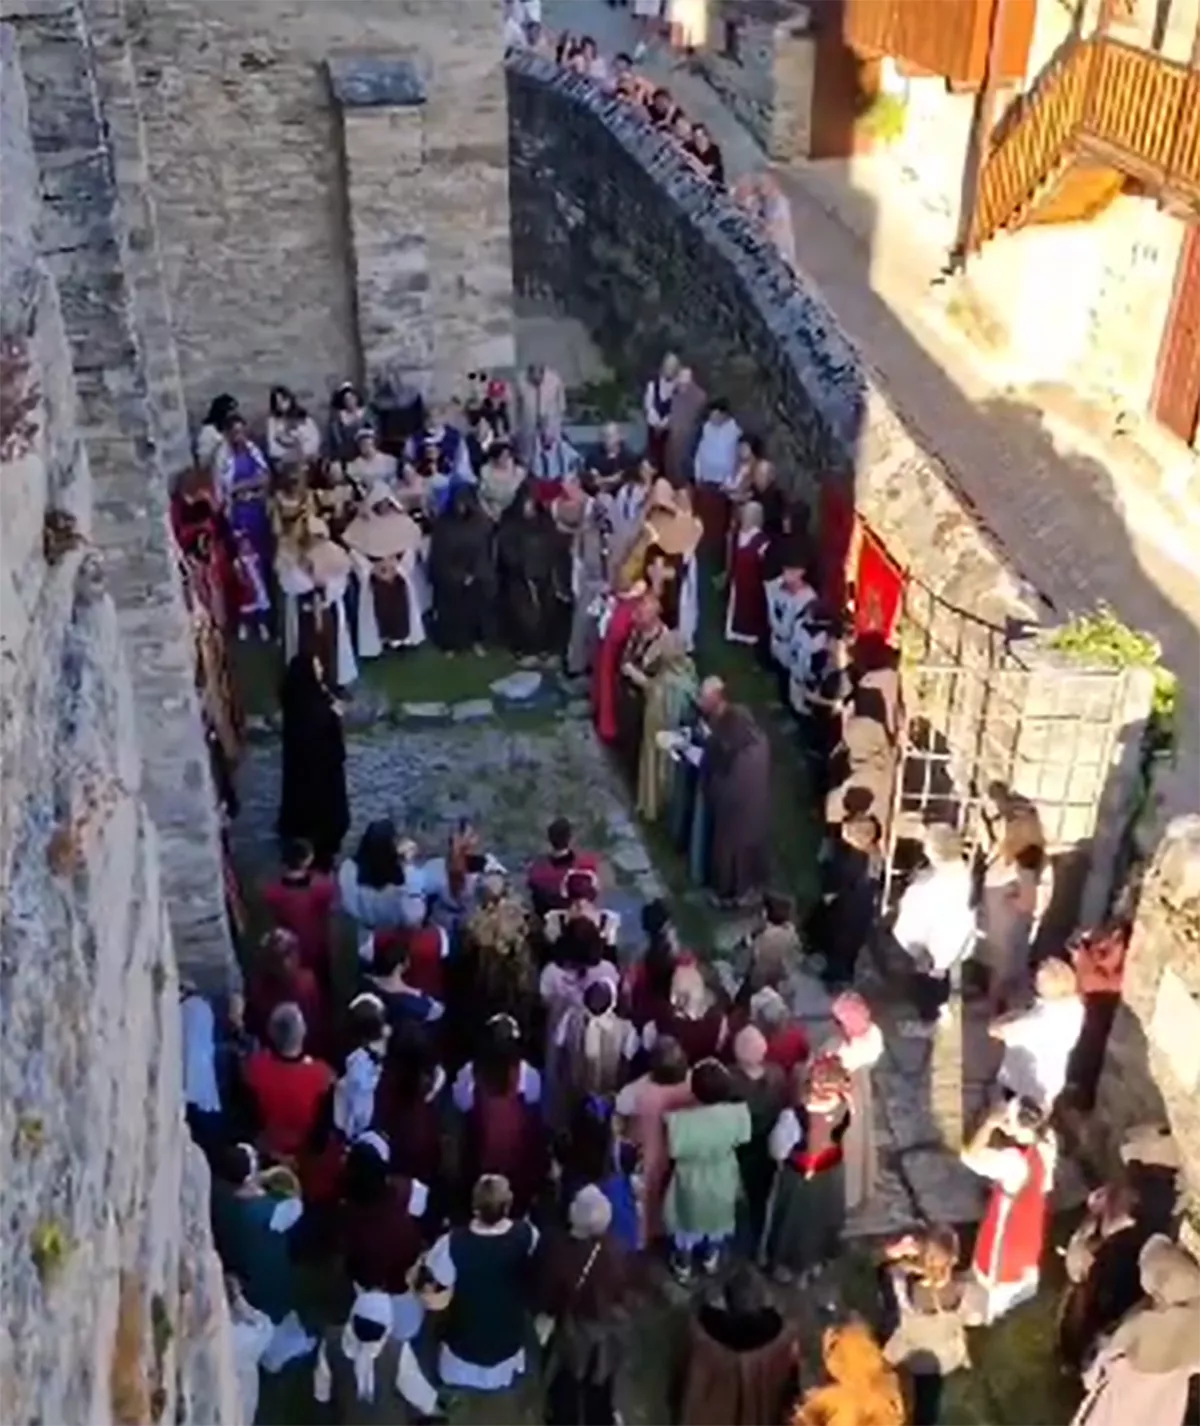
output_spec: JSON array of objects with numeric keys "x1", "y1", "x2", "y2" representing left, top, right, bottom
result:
[{"x1": 1047, "y1": 603, "x2": 1180, "y2": 844}]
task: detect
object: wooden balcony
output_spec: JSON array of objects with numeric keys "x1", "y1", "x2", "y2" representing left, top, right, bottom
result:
[
  {"x1": 842, "y1": 0, "x2": 1037, "y2": 88},
  {"x1": 970, "y1": 36, "x2": 1200, "y2": 250}
]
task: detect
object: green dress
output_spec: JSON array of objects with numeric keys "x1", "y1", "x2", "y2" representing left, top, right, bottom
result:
[{"x1": 664, "y1": 1102, "x2": 752, "y2": 1240}]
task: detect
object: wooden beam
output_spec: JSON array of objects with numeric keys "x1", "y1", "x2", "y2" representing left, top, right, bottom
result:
[{"x1": 954, "y1": 0, "x2": 1012, "y2": 260}]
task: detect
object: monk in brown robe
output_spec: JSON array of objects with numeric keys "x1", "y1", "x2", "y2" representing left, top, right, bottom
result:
[
  {"x1": 680, "y1": 1266, "x2": 795, "y2": 1426},
  {"x1": 665, "y1": 367, "x2": 707, "y2": 487},
  {"x1": 696, "y1": 677, "x2": 771, "y2": 907}
]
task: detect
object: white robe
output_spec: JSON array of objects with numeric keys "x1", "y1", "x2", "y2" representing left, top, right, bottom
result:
[
  {"x1": 349, "y1": 548, "x2": 426, "y2": 658},
  {"x1": 278, "y1": 562, "x2": 358, "y2": 688}
]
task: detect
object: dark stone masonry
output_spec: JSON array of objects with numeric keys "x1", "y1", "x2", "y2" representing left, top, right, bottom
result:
[{"x1": 506, "y1": 52, "x2": 1046, "y2": 629}]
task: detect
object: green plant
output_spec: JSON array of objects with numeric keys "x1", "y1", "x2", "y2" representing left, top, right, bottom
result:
[
  {"x1": 1047, "y1": 604, "x2": 1180, "y2": 842},
  {"x1": 856, "y1": 91, "x2": 908, "y2": 144}
]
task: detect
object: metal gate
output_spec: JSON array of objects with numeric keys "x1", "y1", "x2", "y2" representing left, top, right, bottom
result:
[{"x1": 881, "y1": 580, "x2": 1135, "y2": 918}]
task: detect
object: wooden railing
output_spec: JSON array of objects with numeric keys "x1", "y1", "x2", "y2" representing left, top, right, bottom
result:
[
  {"x1": 842, "y1": 0, "x2": 1036, "y2": 88},
  {"x1": 971, "y1": 37, "x2": 1200, "y2": 250}
]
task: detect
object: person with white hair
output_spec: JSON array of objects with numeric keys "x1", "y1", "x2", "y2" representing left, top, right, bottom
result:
[
  {"x1": 534, "y1": 1184, "x2": 633, "y2": 1426},
  {"x1": 241, "y1": 1001, "x2": 335, "y2": 1165}
]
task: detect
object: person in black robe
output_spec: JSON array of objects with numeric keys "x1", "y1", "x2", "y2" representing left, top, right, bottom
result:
[
  {"x1": 276, "y1": 654, "x2": 349, "y2": 871},
  {"x1": 428, "y1": 484, "x2": 495, "y2": 652},
  {"x1": 809, "y1": 813, "x2": 882, "y2": 989},
  {"x1": 496, "y1": 484, "x2": 568, "y2": 657},
  {"x1": 696, "y1": 677, "x2": 771, "y2": 906}
]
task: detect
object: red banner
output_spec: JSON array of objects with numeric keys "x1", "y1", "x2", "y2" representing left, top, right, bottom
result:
[{"x1": 854, "y1": 524, "x2": 906, "y2": 644}]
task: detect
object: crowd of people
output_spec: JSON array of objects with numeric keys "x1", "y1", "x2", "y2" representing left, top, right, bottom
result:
[
  {"x1": 168, "y1": 335, "x2": 1200, "y2": 1426},
  {"x1": 502, "y1": 0, "x2": 799, "y2": 268}
]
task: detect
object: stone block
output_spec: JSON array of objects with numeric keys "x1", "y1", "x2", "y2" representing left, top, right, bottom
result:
[
  {"x1": 490, "y1": 669, "x2": 544, "y2": 703},
  {"x1": 401, "y1": 700, "x2": 449, "y2": 721},
  {"x1": 451, "y1": 698, "x2": 495, "y2": 722},
  {"x1": 328, "y1": 54, "x2": 426, "y2": 109}
]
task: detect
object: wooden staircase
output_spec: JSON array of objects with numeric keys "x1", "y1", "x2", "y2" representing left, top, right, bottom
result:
[{"x1": 969, "y1": 36, "x2": 1200, "y2": 250}]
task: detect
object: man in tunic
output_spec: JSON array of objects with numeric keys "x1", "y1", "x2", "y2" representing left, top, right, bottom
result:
[
  {"x1": 725, "y1": 500, "x2": 769, "y2": 646},
  {"x1": 692, "y1": 398, "x2": 741, "y2": 556},
  {"x1": 428, "y1": 485, "x2": 495, "y2": 653},
  {"x1": 496, "y1": 484, "x2": 570, "y2": 657},
  {"x1": 664, "y1": 366, "x2": 707, "y2": 487},
  {"x1": 562, "y1": 479, "x2": 614, "y2": 678},
  {"x1": 696, "y1": 677, "x2": 771, "y2": 907}
]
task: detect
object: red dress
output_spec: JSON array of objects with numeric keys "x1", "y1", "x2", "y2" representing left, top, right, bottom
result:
[
  {"x1": 527, "y1": 851, "x2": 600, "y2": 916},
  {"x1": 972, "y1": 1142, "x2": 1050, "y2": 1301},
  {"x1": 244, "y1": 966, "x2": 329, "y2": 1059},
  {"x1": 466, "y1": 1086, "x2": 548, "y2": 1216},
  {"x1": 262, "y1": 873, "x2": 336, "y2": 985},
  {"x1": 592, "y1": 595, "x2": 640, "y2": 744},
  {"x1": 765, "y1": 1023, "x2": 810, "y2": 1077},
  {"x1": 725, "y1": 530, "x2": 769, "y2": 644},
  {"x1": 623, "y1": 953, "x2": 699, "y2": 1031}
]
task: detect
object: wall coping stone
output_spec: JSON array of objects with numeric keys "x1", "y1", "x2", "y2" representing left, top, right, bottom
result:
[
  {"x1": 506, "y1": 50, "x2": 1049, "y2": 628},
  {"x1": 328, "y1": 54, "x2": 426, "y2": 109}
]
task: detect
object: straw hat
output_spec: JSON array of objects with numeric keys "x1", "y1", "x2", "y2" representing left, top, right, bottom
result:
[
  {"x1": 341, "y1": 481, "x2": 422, "y2": 559},
  {"x1": 645, "y1": 480, "x2": 702, "y2": 558},
  {"x1": 304, "y1": 534, "x2": 352, "y2": 587}
]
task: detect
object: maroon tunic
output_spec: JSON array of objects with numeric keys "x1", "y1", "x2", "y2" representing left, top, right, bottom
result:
[
  {"x1": 342, "y1": 1179, "x2": 424, "y2": 1293},
  {"x1": 657, "y1": 1007, "x2": 726, "y2": 1066},
  {"x1": 466, "y1": 1087, "x2": 548, "y2": 1215},
  {"x1": 372, "y1": 1075, "x2": 444, "y2": 1190},
  {"x1": 725, "y1": 531, "x2": 768, "y2": 644}
]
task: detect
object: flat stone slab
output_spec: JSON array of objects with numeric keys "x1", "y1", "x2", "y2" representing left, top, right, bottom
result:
[
  {"x1": 611, "y1": 841, "x2": 652, "y2": 876},
  {"x1": 400, "y1": 701, "x2": 448, "y2": 721},
  {"x1": 327, "y1": 55, "x2": 426, "y2": 108},
  {"x1": 490, "y1": 670, "x2": 545, "y2": 703},
  {"x1": 451, "y1": 699, "x2": 495, "y2": 723}
]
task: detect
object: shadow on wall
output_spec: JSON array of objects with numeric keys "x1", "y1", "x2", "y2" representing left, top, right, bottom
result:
[{"x1": 504, "y1": 51, "x2": 1198, "y2": 1166}]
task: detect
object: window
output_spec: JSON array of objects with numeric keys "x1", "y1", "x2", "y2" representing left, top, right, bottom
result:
[{"x1": 724, "y1": 19, "x2": 742, "y2": 62}]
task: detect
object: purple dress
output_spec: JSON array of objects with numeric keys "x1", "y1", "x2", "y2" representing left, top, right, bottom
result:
[{"x1": 227, "y1": 445, "x2": 273, "y2": 574}]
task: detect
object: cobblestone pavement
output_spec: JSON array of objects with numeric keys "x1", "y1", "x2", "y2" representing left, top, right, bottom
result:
[{"x1": 543, "y1": 0, "x2": 1200, "y2": 834}]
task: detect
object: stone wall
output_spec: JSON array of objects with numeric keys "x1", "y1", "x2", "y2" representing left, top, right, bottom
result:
[
  {"x1": 122, "y1": 0, "x2": 513, "y2": 419},
  {"x1": 0, "y1": 24, "x2": 237, "y2": 1423},
  {"x1": 506, "y1": 52, "x2": 1043, "y2": 628},
  {"x1": 9, "y1": 0, "x2": 236, "y2": 997},
  {"x1": 1097, "y1": 816, "x2": 1200, "y2": 1208}
]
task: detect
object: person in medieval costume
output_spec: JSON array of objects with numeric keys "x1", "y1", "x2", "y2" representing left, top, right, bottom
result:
[
  {"x1": 515, "y1": 362, "x2": 567, "y2": 465},
  {"x1": 497, "y1": 481, "x2": 570, "y2": 657},
  {"x1": 549, "y1": 977, "x2": 639, "y2": 1131},
  {"x1": 422, "y1": 1174, "x2": 540, "y2": 1391},
  {"x1": 313, "y1": 1285, "x2": 444, "y2": 1422},
  {"x1": 692, "y1": 677, "x2": 771, "y2": 907},
  {"x1": 762, "y1": 1055, "x2": 853, "y2": 1282},
  {"x1": 643, "y1": 353, "x2": 679, "y2": 473},
  {"x1": 584, "y1": 422, "x2": 636, "y2": 493},
  {"x1": 327, "y1": 383, "x2": 372, "y2": 469},
  {"x1": 636, "y1": 631, "x2": 697, "y2": 822},
  {"x1": 823, "y1": 992, "x2": 885, "y2": 1215},
  {"x1": 458, "y1": 874, "x2": 538, "y2": 1053},
  {"x1": 214, "y1": 413, "x2": 273, "y2": 588},
  {"x1": 1068, "y1": 1234, "x2": 1200, "y2": 1426},
  {"x1": 615, "y1": 593, "x2": 668, "y2": 784},
  {"x1": 428, "y1": 483, "x2": 494, "y2": 653},
  {"x1": 664, "y1": 1058, "x2": 751, "y2": 1283},
  {"x1": 276, "y1": 515, "x2": 358, "y2": 689},
  {"x1": 558, "y1": 479, "x2": 610, "y2": 678},
  {"x1": 529, "y1": 423, "x2": 584, "y2": 503},
  {"x1": 609, "y1": 459, "x2": 654, "y2": 572},
  {"x1": 536, "y1": 1184, "x2": 633, "y2": 1426},
  {"x1": 960, "y1": 1098, "x2": 1058, "y2": 1324},
  {"x1": 725, "y1": 500, "x2": 769, "y2": 646},
  {"x1": 643, "y1": 508, "x2": 701, "y2": 652},
  {"x1": 347, "y1": 424, "x2": 399, "y2": 492},
  {"x1": 276, "y1": 653, "x2": 350, "y2": 870},
  {"x1": 763, "y1": 542, "x2": 817, "y2": 693},
  {"x1": 592, "y1": 586, "x2": 651, "y2": 746},
  {"x1": 679, "y1": 1266, "x2": 796, "y2": 1426},
  {"x1": 664, "y1": 365, "x2": 707, "y2": 487},
  {"x1": 228, "y1": 1275, "x2": 273, "y2": 1426},
  {"x1": 210, "y1": 1143, "x2": 315, "y2": 1375},
  {"x1": 342, "y1": 481, "x2": 426, "y2": 656},
  {"x1": 455, "y1": 1017, "x2": 548, "y2": 1217},
  {"x1": 727, "y1": 1026, "x2": 787, "y2": 1254}
]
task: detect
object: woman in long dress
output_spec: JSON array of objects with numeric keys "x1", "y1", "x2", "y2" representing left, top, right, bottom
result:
[
  {"x1": 614, "y1": 1035, "x2": 693, "y2": 1246},
  {"x1": 342, "y1": 482, "x2": 426, "y2": 654},
  {"x1": 276, "y1": 654, "x2": 349, "y2": 870},
  {"x1": 636, "y1": 632, "x2": 696, "y2": 821}
]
